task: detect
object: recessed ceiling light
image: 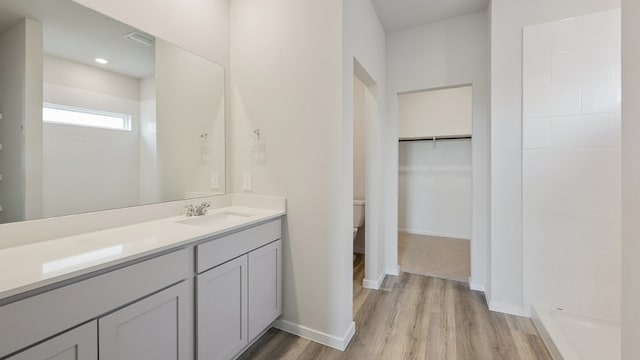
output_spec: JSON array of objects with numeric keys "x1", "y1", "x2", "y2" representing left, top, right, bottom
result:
[{"x1": 95, "y1": 58, "x2": 108, "y2": 64}]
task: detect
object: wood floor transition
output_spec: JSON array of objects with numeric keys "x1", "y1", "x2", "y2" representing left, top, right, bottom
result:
[{"x1": 238, "y1": 254, "x2": 552, "y2": 360}]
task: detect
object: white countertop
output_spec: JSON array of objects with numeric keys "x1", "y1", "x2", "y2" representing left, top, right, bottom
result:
[{"x1": 0, "y1": 206, "x2": 284, "y2": 301}]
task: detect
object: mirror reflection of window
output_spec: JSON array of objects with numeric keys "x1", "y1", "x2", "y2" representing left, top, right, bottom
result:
[{"x1": 43, "y1": 103, "x2": 132, "y2": 131}]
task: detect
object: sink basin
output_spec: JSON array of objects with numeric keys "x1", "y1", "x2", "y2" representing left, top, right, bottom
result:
[{"x1": 176, "y1": 210, "x2": 255, "y2": 227}]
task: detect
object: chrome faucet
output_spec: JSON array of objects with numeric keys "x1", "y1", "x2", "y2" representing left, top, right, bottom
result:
[{"x1": 185, "y1": 202, "x2": 211, "y2": 217}]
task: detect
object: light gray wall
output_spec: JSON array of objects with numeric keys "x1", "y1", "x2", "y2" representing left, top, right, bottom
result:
[
  {"x1": 386, "y1": 10, "x2": 490, "y2": 288},
  {"x1": 0, "y1": 19, "x2": 43, "y2": 224},
  {"x1": 490, "y1": 0, "x2": 620, "y2": 314},
  {"x1": 0, "y1": 20, "x2": 28, "y2": 224},
  {"x1": 398, "y1": 139, "x2": 472, "y2": 239},
  {"x1": 622, "y1": 0, "x2": 640, "y2": 357},
  {"x1": 23, "y1": 19, "x2": 43, "y2": 221},
  {"x1": 353, "y1": 77, "x2": 366, "y2": 202},
  {"x1": 230, "y1": 0, "x2": 351, "y2": 343}
]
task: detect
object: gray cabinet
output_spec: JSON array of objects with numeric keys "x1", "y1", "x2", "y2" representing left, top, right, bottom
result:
[
  {"x1": 6, "y1": 321, "x2": 97, "y2": 360},
  {"x1": 0, "y1": 250, "x2": 189, "y2": 359},
  {"x1": 197, "y1": 239, "x2": 282, "y2": 360},
  {"x1": 99, "y1": 281, "x2": 190, "y2": 360},
  {"x1": 197, "y1": 255, "x2": 248, "y2": 360},
  {"x1": 248, "y1": 240, "x2": 282, "y2": 341}
]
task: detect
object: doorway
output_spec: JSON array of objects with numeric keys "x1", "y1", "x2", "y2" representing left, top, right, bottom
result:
[
  {"x1": 352, "y1": 59, "x2": 385, "y2": 290},
  {"x1": 397, "y1": 85, "x2": 472, "y2": 282}
]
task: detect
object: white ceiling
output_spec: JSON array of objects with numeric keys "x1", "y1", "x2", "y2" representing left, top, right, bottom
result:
[
  {"x1": 371, "y1": 0, "x2": 490, "y2": 32},
  {"x1": 0, "y1": 0, "x2": 154, "y2": 79}
]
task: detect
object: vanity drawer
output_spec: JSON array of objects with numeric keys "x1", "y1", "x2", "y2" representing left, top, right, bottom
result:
[
  {"x1": 196, "y1": 219, "x2": 281, "y2": 273},
  {"x1": 0, "y1": 248, "x2": 190, "y2": 358}
]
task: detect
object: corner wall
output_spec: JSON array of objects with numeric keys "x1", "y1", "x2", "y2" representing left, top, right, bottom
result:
[
  {"x1": 621, "y1": 0, "x2": 640, "y2": 357},
  {"x1": 0, "y1": 19, "x2": 43, "y2": 224}
]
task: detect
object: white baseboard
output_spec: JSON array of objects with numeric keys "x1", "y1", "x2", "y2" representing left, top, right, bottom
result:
[
  {"x1": 386, "y1": 265, "x2": 400, "y2": 276},
  {"x1": 398, "y1": 228, "x2": 471, "y2": 240},
  {"x1": 362, "y1": 270, "x2": 386, "y2": 290},
  {"x1": 488, "y1": 301, "x2": 525, "y2": 317},
  {"x1": 468, "y1": 279, "x2": 485, "y2": 292},
  {"x1": 273, "y1": 319, "x2": 356, "y2": 351}
]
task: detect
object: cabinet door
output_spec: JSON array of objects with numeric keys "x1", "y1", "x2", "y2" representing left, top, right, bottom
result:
[
  {"x1": 99, "y1": 281, "x2": 190, "y2": 360},
  {"x1": 248, "y1": 240, "x2": 282, "y2": 341},
  {"x1": 7, "y1": 321, "x2": 97, "y2": 360},
  {"x1": 197, "y1": 255, "x2": 248, "y2": 360}
]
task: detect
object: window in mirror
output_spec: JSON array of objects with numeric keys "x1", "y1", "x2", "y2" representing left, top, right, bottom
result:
[{"x1": 43, "y1": 103, "x2": 132, "y2": 131}]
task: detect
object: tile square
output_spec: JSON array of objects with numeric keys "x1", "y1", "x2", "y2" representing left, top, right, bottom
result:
[
  {"x1": 524, "y1": 54, "x2": 552, "y2": 87},
  {"x1": 523, "y1": 117, "x2": 552, "y2": 148},
  {"x1": 524, "y1": 17, "x2": 581, "y2": 56},
  {"x1": 523, "y1": 84, "x2": 582, "y2": 118},
  {"x1": 582, "y1": 9, "x2": 621, "y2": 47}
]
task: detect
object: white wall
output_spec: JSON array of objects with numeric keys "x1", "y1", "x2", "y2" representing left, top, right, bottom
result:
[
  {"x1": 398, "y1": 86, "x2": 473, "y2": 139},
  {"x1": 522, "y1": 10, "x2": 621, "y2": 320},
  {"x1": 0, "y1": 19, "x2": 43, "y2": 224},
  {"x1": 353, "y1": 77, "x2": 366, "y2": 201},
  {"x1": 230, "y1": 0, "x2": 353, "y2": 348},
  {"x1": 399, "y1": 139, "x2": 472, "y2": 239},
  {"x1": 490, "y1": 0, "x2": 620, "y2": 315},
  {"x1": 42, "y1": 55, "x2": 141, "y2": 217},
  {"x1": 353, "y1": 74, "x2": 377, "y2": 255},
  {"x1": 344, "y1": 0, "x2": 388, "y2": 289},
  {"x1": 621, "y1": 0, "x2": 640, "y2": 358},
  {"x1": 386, "y1": 11, "x2": 490, "y2": 288},
  {"x1": 139, "y1": 76, "x2": 159, "y2": 204},
  {"x1": 156, "y1": 39, "x2": 225, "y2": 201}
]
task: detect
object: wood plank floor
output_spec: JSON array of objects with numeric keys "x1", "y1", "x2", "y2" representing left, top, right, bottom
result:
[{"x1": 238, "y1": 255, "x2": 551, "y2": 360}]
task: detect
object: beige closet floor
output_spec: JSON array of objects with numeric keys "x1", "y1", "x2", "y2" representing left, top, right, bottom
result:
[{"x1": 398, "y1": 232, "x2": 470, "y2": 282}]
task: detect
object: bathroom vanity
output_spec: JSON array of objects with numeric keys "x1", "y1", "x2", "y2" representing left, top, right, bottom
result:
[{"x1": 0, "y1": 206, "x2": 284, "y2": 360}]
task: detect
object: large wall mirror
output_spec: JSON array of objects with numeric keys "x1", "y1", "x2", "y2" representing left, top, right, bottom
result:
[{"x1": 0, "y1": 0, "x2": 226, "y2": 224}]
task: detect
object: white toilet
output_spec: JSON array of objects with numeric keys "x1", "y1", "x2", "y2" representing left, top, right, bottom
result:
[{"x1": 353, "y1": 199, "x2": 365, "y2": 240}]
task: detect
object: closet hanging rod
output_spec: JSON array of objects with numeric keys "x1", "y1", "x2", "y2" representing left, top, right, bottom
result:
[{"x1": 399, "y1": 135, "x2": 472, "y2": 142}]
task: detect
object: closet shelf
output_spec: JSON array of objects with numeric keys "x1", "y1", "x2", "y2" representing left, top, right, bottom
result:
[{"x1": 399, "y1": 135, "x2": 472, "y2": 142}]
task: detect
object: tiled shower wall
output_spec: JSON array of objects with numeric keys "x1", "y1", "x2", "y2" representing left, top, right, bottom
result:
[{"x1": 522, "y1": 9, "x2": 621, "y2": 320}]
